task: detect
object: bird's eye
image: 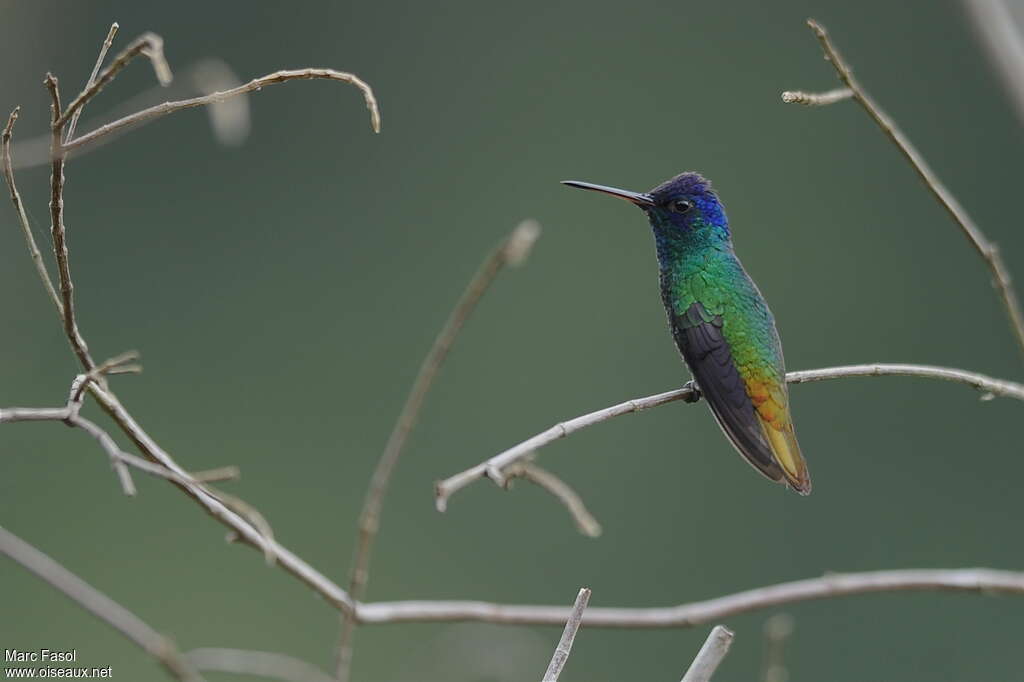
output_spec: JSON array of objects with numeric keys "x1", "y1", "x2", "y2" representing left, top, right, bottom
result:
[{"x1": 671, "y1": 199, "x2": 693, "y2": 214}]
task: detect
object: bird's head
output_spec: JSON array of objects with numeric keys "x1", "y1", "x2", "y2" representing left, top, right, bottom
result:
[{"x1": 562, "y1": 171, "x2": 729, "y2": 240}]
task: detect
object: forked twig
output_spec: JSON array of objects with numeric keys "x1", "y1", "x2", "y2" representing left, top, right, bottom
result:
[
  {"x1": 0, "y1": 526, "x2": 203, "y2": 682},
  {"x1": 786, "y1": 18, "x2": 1024, "y2": 358},
  {"x1": 65, "y1": 22, "x2": 120, "y2": 142}
]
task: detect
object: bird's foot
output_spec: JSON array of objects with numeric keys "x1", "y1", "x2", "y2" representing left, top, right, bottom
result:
[{"x1": 683, "y1": 380, "x2": 702, "y2": 403}]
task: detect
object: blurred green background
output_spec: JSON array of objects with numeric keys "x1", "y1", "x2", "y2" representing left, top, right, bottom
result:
[{"x1": 2, "y1": 0, "x2": 1023, "y2": 680}]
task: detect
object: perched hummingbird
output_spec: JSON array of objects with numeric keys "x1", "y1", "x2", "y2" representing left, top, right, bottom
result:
[{"x1": 563, "y1": 172, "x2": 810, "y2": 494}]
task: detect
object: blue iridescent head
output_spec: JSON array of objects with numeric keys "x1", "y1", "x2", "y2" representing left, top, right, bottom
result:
[{"x1": 561, "y1": 171, "x2": 730, "y2": 239}]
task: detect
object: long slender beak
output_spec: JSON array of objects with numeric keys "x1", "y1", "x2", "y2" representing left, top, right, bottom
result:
[{"x1": 561, "y1": 180, "x2": 655, "y2": 207}]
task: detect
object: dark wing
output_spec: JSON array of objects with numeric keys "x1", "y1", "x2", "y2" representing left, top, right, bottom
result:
[{"x1": 670, "y1": 302, "x2": 785, "y2": 484}]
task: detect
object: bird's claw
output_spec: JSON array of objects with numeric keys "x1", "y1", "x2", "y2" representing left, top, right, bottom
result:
[{"x1": 683, "y1": 380, "x2": 702, "y2": 403}]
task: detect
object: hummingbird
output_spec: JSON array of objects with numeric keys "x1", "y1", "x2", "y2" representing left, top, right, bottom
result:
[{"x1": 562, "y1": 172, "x2": 810, "y2": 495}]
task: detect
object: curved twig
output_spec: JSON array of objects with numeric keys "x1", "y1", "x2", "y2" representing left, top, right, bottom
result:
[{"x1": 66, "y1": 67, "x2": 381, "y2": 155}]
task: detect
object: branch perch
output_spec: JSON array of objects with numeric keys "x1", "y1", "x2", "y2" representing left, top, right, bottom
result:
[{"x1": 435, "y1": 363, "x2": 1024, "y2": 509}]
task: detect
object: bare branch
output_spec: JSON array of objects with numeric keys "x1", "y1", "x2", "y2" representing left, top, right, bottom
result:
[
  {"x1": 335, "y1": 220, "x2": 541, "y2": 680},
  {"x1": 356, "y1": 567, "x2": 1024, "y2": 627},
  {"x1": 57, "y1": 31, "x2": 173, "y2": 130},
  {"x1": 788, "y1": 19, "x2": 1024, "y2": 357},
  {"x1": 503, "y1": 462, "x2": 602, "y2": 537},
  {"x1": 0, "y1": 525, "x2": 203, "y2": 682},
  {"x1": 680, "y1": 626, "x2": 734, "y2": 682},
  {"x1": 2, "y1": 107, "x2": 63, "y2": 315},
  {"x1": 542, "y1": 588, "x2": 591, "y2": 682},
  {"x1": 186, "y1": 648, "x2": 334, "y2": 682},
  {"x1": 65, "y1": 22, "x2": 120, "y2": 142},
  {"x1": 84, "y1": 382, "x2": 359, "y2": 616},
  {"x1": 780, "y1": 88, "x2": 852, "y2": 106},
  {"x1": 45, "y1": 73, "x2": 97, "y2": 371},
  {"x1": 66, "y1": 67, "x2": 381, "y2": 154},
  {"x1": 435, "y1": 363, "x2": 1024, "y2": 509}
]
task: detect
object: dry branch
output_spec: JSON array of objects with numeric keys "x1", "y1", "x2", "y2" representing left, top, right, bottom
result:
[
  {"x1": 680, "y1": 626, "x2": 734, "y2": 682},
  {"x1": 65, "y1": 68, "x2": 380, "y2": 155},
  {"x1": 64, "y1": 22, "x2": 120, "y2": 142},
  {"x1": 355, "y1": 567, "x2": 1024, "y2": 627},
  {"x1": 0, "y1": 526, "x2": 203, "y2": 682},
  {"x1": 336, "y1": 219, "x2": 542, "y2": 680},
  {"x1": 786, "y1": 18, "x2": 1024, "y2": 357},
  {"x1": 2, "y1": 108, "x2": 63, "y2": 315},
  {"x1": 542, "y1": 588, "x2": 591, "y2": 681},
  {"x1": 435, "y1": 363, "x2": 1024, "y2": 509}
]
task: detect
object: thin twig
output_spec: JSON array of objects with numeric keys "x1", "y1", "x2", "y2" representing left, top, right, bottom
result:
[
  {"x1": 0, "y1": 526, "x2": 203, "y2": 682},
  {"x1": 66, "y1": 67, "x2": 381, "y2": 155},
  {"x1": 65, "y1": 22, "x2": 120, "y2": 142},
  {"x1": 503, "y1": 462, "x2": 602, "y2": 537},
  {"x1": 542, "y1": 588, "x2": 591, "y2": 682},
  {"x1": 356, "y1": 567, "x2": 1024, "y2": 627},
  {"x1": 789, "y1": 19, "x2": 1024, "y2": 358},
  {"x1": 435, "y1": 362, "x2": 1024, "y2": 509},
  {"x1": 680, "y1": 626, "x2": 734, "y2": 682},
  {"x1": 335, "y1": 220, "x2": 541, "y2": 680},
  {"x1": 780, "y1": 87, "x2": 852, "y2": 106},
  {"x1": 45, "y1": 73, "x2": 97, "y2": 371},
  {"x1": 186, "y1": 649, "x2": 334, "y2": 682},
  {"x1": 2, "y1": 107, "x2": 63, "y2": 315},
  {"x1": 57, "y1": 31, "x2": 173, "y2": 130}
]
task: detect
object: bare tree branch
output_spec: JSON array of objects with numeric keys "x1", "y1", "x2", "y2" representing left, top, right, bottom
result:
[
  {"x1": 45, "y1": 73, "x2": 99, "y2": 372},
  {"x1": 0, "y1": 525, "x2": 203, "y2": 682},
  {"x1": 65, "y1": 22, "x2": 120, "y2": 142},
  {"x1": 542, "y1": 588, "x2": 591, "y2": 682},
  {"x1": 2, "y1": 107, "x2": 63, "y2": 315},
  {"x1": 786, "y1": 18, "x2": 1024, "y2": 358},
  {"x1": 356, "y1": 567, "x2": 1024, "y2": 627},
  {"x1": 57, "y1": 31, "x2": 172, "y2": 130},
  {"x1": 66, "y1": 67, "x2": 381, "y2": 155},
  {"x1": 680, "y1": 626, "x2": 734, "y2": 682},
  {"x1": 435, "y1": 362, "x2": 1024, "y2": 509},
  {"x1": 502, "y1": 462, "x2": 602, "y2": 537},
  {"x1": 186, "y1": 649, "x2": 334, "y2": 682},
  {"x1": 336, "y1": 219, "x2": 542, "y2": 680}
]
